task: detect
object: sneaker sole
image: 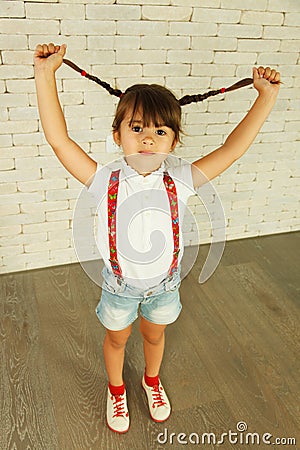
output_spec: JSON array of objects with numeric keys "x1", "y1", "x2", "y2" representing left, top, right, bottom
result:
[
  {"x1": 106, "y1": 419, "x2": 129, "y2": 434},
  {"x1": 141, "y1": 381, "x2": 171, "y2": 423}
]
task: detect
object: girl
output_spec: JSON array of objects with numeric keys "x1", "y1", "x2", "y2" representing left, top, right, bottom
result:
[{"x1": 34, "y1": 43, "x2": 280, "y2": 434}]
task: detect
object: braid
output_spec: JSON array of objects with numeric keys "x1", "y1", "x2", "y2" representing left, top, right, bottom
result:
[
  {"x1": 62, "y1": 59, "x2": 279, "y2": 106},
  {"x1": 63, "y1": 59, "x2": 123, "y2": 98},
  {"x1": 179, "y1": 89, "x2": 222, "y2": 106},
  {"x1": 84, "y1": 72, "x2": 123, "y2": 97},
  {"x1": 179, "y1": 78, "x2": 253, "y2": 106}
]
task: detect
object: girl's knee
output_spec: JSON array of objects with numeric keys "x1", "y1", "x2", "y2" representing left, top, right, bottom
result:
[
  {"x1": 143, "y1": 332, "x2": 164, "y2": 346},
  {"x1": 140, "y1": 320, "x2": 166, "y2": 345},
  {"x1": 105, "y1": 325, "x2": 132, "y2": 349}
]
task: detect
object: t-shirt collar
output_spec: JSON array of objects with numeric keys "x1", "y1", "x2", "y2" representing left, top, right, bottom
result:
[{"x1": 121, "y1": 155, "x2": 166, "y2": 178}]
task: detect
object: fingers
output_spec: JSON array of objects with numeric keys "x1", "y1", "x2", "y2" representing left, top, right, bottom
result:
[
  {"x1": 273, "y1": 71, "x2": 281, "y2": 83},
  {"x1": 42, "y1": 43, "x2": 50, "y2": 56},
  {"x1": 34, "y1": 43, "x2": 44, "y2": 57},
  {"x1": 34, "y1": 43, "x2": 66, "y2": 58},
  {"x1": 48, "y1": 42, "x2": 55, "y2": 54},
  {"x1": 256, "y1": 66, "x2": 281, "y2": 83},
  {"x1": 57, "y1": 44, "x2": 67, "y2": 57},
  {"x1": 252, "y1": 67, "x2": 260, "y2": 81}
]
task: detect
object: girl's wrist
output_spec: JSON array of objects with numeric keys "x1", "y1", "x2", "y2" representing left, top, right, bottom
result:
[
  {"x1": 34, "y1": 65, "x2": 56, "y2": 78},
  {"x1": 256, "y1": 89, "x2": 278, "y2": 103},
  {"x1": 253, "y1": 92, "x2": 278, "y2": 115}
]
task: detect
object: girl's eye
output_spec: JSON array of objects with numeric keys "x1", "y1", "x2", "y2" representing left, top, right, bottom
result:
[
  {"x1": 156, "y1": 129, "x2": 166, "y2": 136},
  {"x1": 132, "y1": 126, "x2": 142, "y2": 133}
]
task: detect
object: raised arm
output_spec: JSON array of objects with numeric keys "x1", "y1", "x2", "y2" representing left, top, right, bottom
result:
[
  {"x1": 34, "y1": 43, "x2": 97, "y2": 186},
  {"x1": 192, "y1": 66, "x2": 281, "y2": 188}
]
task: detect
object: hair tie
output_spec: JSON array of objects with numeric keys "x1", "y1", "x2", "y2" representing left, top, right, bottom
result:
[
  {"x1": 81, "y1": 70, "x2": 87, "y2": 77},
  {"x1": 220, "y1": 87, "x2": 226, "y2": 93}
]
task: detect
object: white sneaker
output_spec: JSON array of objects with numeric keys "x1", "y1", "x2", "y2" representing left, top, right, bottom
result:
[
  {"x1": 142, "y1": 375, "x2": 171, "y2": 423},
  {"x1": 106, "y1": 388, "x2": 130, "y2": 433}
]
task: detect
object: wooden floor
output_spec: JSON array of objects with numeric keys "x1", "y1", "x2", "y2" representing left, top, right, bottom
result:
[{"x1": 1, "y1": 232, "x2": 299, "y2": 450}]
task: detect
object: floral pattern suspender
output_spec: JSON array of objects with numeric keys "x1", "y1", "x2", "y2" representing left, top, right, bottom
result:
[
  {"x1": 108, "y1": 170, "x2": 122, "y2": 277},
  {"x1": 162, "y1": 172, "x2": 180, "y2": 276},
  {"x1": 107, "y1": 169, "x2": 180, "y2": 278}
]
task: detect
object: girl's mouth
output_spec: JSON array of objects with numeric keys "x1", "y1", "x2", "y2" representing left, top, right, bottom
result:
[{"x1": 139, "y1": 151, "x2": 155, "y2": 155}]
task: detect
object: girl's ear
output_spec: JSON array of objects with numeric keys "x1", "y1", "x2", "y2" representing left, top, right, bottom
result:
[
  {"x1": 171, "y1": 137, "x2": 179, "y2": 151},
  {"x1": 113, "y1": 130, "x2": 121, "y2": 146}
]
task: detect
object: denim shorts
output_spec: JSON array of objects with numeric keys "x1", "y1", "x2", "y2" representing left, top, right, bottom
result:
[{"x1": 95, "y1": 266, "x2": 182, "y2": 331}]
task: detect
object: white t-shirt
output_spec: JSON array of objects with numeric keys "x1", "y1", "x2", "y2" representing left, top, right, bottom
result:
[{"x1": 87, "y1": 155, "x2": 196, "y2": 289}]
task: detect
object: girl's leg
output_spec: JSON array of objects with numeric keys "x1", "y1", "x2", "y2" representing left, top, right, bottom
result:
[
  {"x1": 139, "y1": 317, "x2": 167, "y2": 376},
  {"x1": 104, "y1": 326, "x2": 132, "y2": 434},
  {"x1": 103, "y1": 325, "x2": 132, "y2": 386},
  {"x1": 140, "y1": 317, "x2": 171, "y2": 422}
]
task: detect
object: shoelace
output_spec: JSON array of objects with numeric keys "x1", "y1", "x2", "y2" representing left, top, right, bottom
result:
[
  {"x1": 112, "y1": 395, "x2": 128, "y2": 418},
  {"x1": 151, "y1": 384, "x2": 167, "y2": 408}
]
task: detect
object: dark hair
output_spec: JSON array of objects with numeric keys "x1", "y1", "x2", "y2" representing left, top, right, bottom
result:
[
  {"x1": 62, "y1": 58, "x2": 264, "y2": 141},
  {"x1": 112, "y1": 84, "x2": 182, "y2": 143},
  {"x1": 63, "y1": 58, "x2": 255, "y2": 105}
]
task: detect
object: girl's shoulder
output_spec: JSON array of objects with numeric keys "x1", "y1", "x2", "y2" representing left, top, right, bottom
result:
[
  {"x1": 86, "y1": 159, "x2": 121, "y2": 202},
  {"x1": 166, "y1": 155, "x2": 196, "y2": 196}
]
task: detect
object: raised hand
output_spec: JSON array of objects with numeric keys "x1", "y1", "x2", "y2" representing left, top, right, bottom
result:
[
  {"x1": 34, "y1": 43, "x2": 67, "y2": 73},
  {"x1": 253, "y1": 66, "x2": 281, "y2": 97}
]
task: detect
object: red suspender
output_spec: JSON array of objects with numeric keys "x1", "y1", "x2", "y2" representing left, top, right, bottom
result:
[
  {"x1": 163, "y1": 172, "x2": 180, "y2": 276},
  {"x1": 107, "y1": 170, "x2": 180, "y2": 278},
  {"x1": 108, "y1": 170, "x2": 122, "y2": 277}
]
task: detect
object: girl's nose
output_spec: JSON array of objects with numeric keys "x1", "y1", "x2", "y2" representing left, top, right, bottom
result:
[{"x1": 142, "y1": 135, "x2": 154, "y2": 145}]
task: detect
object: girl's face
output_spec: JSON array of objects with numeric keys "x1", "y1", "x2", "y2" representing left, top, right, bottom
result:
[{"x1": 113, "y1": 109, "x2": 178, "y2": 176}]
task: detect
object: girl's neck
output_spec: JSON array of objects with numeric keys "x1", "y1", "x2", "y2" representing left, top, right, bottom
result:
[{"x1": 124, "y1": 155, "x2": 164, "y2": 177}]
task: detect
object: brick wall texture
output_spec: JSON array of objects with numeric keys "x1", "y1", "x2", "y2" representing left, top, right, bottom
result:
[{"x1": 0, "y1": 0, "x2": 299, "y2": 273}]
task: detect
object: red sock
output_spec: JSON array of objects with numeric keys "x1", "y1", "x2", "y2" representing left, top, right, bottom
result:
[
  {"x1": 144, "y1": 372, "x2": 159, "y2": 387},
  {"x1": 108, "y1": 382, "x2": 125, "y2": 396}
]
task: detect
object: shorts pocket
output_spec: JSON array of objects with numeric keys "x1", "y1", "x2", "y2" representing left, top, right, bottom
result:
[
  {"x1": 102, "y1": 266, "x2": 126, "y2": 294},
  {"x1": 164, "y1": 272, "x2": 181, "y2": 292},
  {"x1": 102, "y1": 279, "x2": 126, "y2": 294}
]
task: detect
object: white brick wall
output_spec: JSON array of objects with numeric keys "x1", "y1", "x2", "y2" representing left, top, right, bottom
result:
[{"x1": 0, "y1": 0, "x2": 299, "y2": 274}]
